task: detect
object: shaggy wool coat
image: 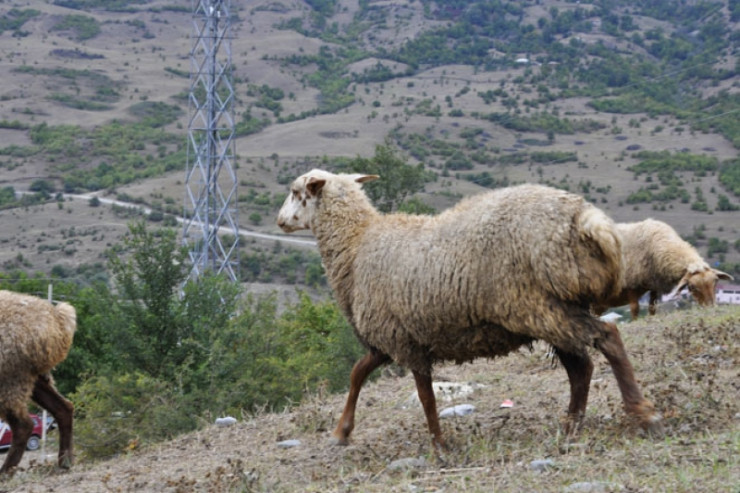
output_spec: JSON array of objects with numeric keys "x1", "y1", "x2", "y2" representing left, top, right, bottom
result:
[
  {"x1": 310, "y1": 179, "x2": 623, "y2": 374},
  {"x1": 616, "y1": 219, "x2": 710, "y2": 295},
  {"x1": 0, "y1": 291, "x2": 76, "y2": 419}
]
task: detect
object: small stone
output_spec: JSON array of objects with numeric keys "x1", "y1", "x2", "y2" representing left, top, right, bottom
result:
[
  {"x1": 387, "y1": 456, "x2": 426, "y2": 471},
  {"x1": 529, "y1": 459, "x2": 554, "y2": 472},
  {"x1": 276, "y1": 439, "x2": 301, "y2": 449},
  {"x1": 439, "y1": 404, "x2": 475, "y2": 418},
  {"x1": 215, "y1": 416, "x2": 237, "y2": 427}
]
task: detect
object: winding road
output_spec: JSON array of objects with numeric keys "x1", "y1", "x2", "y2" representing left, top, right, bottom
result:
[{"x1": 18, "y1": 190, "x2": 318, "y2": 249}]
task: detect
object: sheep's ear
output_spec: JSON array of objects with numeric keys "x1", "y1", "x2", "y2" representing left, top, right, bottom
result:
[
  {"x1": 713, "y1": 269, "x2": 733, "y2": 281},
  {"x1": 354, "y1": 174, "x2": 379, "y2": 184},
  {"x1": 306, "y1": 177, "x2": 326, "y2": 197},
  {"x1": 666, "y1": 273, "x2": 691, "y2": 299}
]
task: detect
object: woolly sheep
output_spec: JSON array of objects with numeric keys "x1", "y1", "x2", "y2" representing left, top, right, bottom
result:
[
  {"x1": 277, "y1": 170, "x2": 663, "y2": 449},
  {"x1": 593, "y1": 219, "x2": 733, "y2": 320},
  {"x1": 0, "y1": 290, "x2": 76, "y2": 474}
]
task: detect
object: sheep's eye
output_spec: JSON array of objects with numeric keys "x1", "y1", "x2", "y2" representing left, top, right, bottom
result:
[{"x1": 688, "y1": 285, "x2": 695, "y2": 292}]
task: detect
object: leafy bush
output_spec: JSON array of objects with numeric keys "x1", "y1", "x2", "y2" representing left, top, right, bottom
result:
[
  {"x1": 128, "y1": 101, "x2": 183, "y2": 128},
  {"x1": 51, "y1": 14, "x2": 101, "y2": 40},
  {"x1": 235, "y1": 113, "x2": 271, "y2": 137},
  {"x1": 484, "y1": 112, "x2": 605, "y2": 134},
  {"x1": 446, "y1": 150, "x2": 473, "y2": 170},
  {"x1": 716, "y1": 194, "x2": 739, "y2": 211},
  {"x1": 0, "y1": 8, "x2": 40, "y2": 35},
  {"x1": 25, "y1": 121, "x2": 185, "y2": 192},
  {"x1": 629, "y1": 151, "x2": 719, "y2": 176},
  {"x1": 72, "y1": 372, "x2": 192, "y2": 460},
  {"x1": 707, "y1": 237, "x2": 729, "y2": 257},
  {"x1": 49, "y1": 93, "x2": 112, "y2": 111},
  {"x1": 200, "y1": 292, "x2": 365, "y2": 416},
  {"x1": 719, "y1": 159, "x2": 740, "y2": 196},
  {"x1": 338, "y1": 143, "x2": 433, "y2": 212}
]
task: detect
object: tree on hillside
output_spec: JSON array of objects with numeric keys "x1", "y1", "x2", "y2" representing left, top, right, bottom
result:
[
  {"x1": 101, "y1": 221, "x2": 239, "y2": 387},
  {"x1": 342, "y1": 142, "x2": 431, "y2": 212},
  {"x1": 102, "y1": 221, "x2": 188, "y2": 378}
]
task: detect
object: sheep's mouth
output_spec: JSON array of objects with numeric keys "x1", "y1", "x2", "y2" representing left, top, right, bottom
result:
[{"x1": 279, "y1": 223, "x2": 301, "y2": 233}]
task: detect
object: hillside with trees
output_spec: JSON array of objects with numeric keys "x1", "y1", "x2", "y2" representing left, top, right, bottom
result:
[{"x1": 0, "y1": 0, "x2": 737, "y2": 488}]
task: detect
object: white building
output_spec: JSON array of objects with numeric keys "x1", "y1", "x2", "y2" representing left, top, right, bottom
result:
[{"x1": 716, "y1": 283, "x2": 740, "y2": 305}]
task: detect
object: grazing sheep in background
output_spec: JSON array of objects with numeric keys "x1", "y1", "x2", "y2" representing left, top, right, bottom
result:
[
  {"x1": 0, "y1": 290, "x2": 76, "y2": 474},
  {"x1": 593, "y1": 219, "x2": 733, "y2": 320},
  {"x1": 277, "y1": 169, "x2": 663, "y2": 449}
]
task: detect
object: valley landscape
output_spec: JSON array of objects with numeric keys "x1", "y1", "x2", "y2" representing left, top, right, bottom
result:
[{"x1": 0, "y1": 0, "x2": 738, "y2": 490}]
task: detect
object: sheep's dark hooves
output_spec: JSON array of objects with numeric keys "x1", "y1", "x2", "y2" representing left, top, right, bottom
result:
[
  {"x1": 561, "y1": 414, "x2": 585, "y2": 437},
  {"x1": 642, "y1": 414, "x2": 664, "y2": 438}
]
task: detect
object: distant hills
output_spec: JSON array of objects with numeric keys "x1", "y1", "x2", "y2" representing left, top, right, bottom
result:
[{"x1": 0, "y1": 0, "x2": 737, "y2": 287}]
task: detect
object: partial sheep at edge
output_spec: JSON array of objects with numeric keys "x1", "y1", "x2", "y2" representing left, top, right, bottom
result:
[
  {"x1": 594, "y1": 218, "x2": 733, "y2": 320},
  {"x1": 0, "y1": 290, "x2": 75, "y2": 475}
]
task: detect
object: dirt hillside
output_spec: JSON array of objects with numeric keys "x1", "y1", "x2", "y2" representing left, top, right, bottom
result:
[{"x1": 3, "y1": 305, "x2": 738, "y2": 492}]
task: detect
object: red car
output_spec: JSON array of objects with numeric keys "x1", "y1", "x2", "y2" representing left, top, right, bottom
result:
[{"x1": 0, "y1": 414, "x2": 44, "y2": 451}]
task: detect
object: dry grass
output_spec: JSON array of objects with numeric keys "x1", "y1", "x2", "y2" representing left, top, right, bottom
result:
[{"x1": 3, "y1": 305, "x2": 738, "y2": 492}]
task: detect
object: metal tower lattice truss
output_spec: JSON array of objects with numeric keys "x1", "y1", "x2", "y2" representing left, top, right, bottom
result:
[{"x1": 183, "y1": 0, "x2": 238, "y2": 283}]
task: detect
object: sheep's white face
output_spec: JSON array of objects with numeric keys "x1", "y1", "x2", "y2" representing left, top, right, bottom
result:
[
  {"x1": 276, "y1": 170, "x2": 329, "y2": 233},
  {"x1": 277, "y1": 169, "x2": 379, "y2": 233}
]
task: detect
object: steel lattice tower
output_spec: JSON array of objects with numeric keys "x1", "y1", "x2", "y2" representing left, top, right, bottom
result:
[{"x1": 183, "y1": 0, "x2": 238, "y2": 283}]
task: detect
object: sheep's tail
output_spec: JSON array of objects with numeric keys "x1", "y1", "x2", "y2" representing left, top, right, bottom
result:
[
  {"x1": 54, "y1": 301, "x2": 77, "y2": 343},
  {"x1": 576, "y1": 205, "x2": 623, "y2": 302}
]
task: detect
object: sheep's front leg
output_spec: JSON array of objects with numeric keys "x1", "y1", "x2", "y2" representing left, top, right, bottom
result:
[
  {"x1": 595, "y1": 322, "x2": 663, "y2": 436},
  {"x1": 32, "y1": 374, "x2": 74, "y2": 469},
  {"x1": 332, "y1": 351, "x2": 389, "y2": 445},
  {"x1": 412, "y1": 370, "x2": 446, "y2": 450},
  {"x1": 555, "y1": 349, "x2": 594, "y2": 435},
  {"x1": 0, "y1": 408, "x2": 34, "y2": 474}
]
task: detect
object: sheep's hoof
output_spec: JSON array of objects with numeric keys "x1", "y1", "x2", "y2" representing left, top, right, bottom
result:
[
  {"x1": 329, "y1": 434, "x2": 349, "y2": 446},
  {"x1": 432, "y1": 437, "x2": 449, "y2": 453},
  {"x1": 58, "y1": 452, "x2": 73, "y2": 469},
  {"x1": 641, "y1": 413, "x2": 664, "y2": 438},
  {"x1": 562, "y1": 413, "x2": 585, "y2": 437}
]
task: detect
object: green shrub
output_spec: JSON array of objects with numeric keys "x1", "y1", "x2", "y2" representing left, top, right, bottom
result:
[
  {"x1": 51, "y1": 14, "x2": 101, "y2": 41},
  {"x1": 72, "y1": 372, "x2": 195, "y2": 461}
]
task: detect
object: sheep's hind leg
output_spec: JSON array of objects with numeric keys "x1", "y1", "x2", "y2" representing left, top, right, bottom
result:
[
  {"x1": 555, "y1": 349, "x2": 593, "y2": 435},
  {"x1": 412, "y1": 370, "x2": 446, "y2": 451},
  {"x1": 332, "y1": 351, "x2": 390, "y2": 445},
  {"x1": 595, "y1": 322, "x2": 663, "y2": 436},
  {"x1": 32, "y1": 373, "x2": 74, "y2": 469},
  {"x1": 648, "y1": 291, "x2": 659, "y2": 316},
  {"x1": 0, "y1": 408, "x2": 34, "y2": 474}
]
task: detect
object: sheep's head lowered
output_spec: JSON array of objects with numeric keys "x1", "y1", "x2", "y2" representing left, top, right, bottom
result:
[
  {"x1": 668, "y1": 265, "x2": 733, "y2": 307},
  {"x1": 277, "y1": 169, "x2": 378, "y2": 233}
]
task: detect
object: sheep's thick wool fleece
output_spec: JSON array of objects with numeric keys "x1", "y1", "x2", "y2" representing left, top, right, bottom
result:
[
  {"x1": 316, "y1": 181, "x2": 622, "y2": 373},
  {"x1": 616, "y1": 219, "x2": 707, "y2": 294},
  {"x1": 0, "y1": 291, "x2": 76, "y2": 414}
]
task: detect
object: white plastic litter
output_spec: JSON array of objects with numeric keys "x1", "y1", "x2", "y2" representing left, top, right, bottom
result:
[
  {"x1": 276, "y1": 439, "x2": 301, "y2": 449},
  {"x1": 439, "y1": 404, "x2": 475, "y2": 418},
  {"x1": 215, "y1": 416, "x2": 237, "y2": 427}
]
